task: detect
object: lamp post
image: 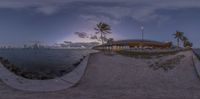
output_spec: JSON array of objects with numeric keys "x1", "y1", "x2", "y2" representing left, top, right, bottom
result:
[
  {"x1": 140, "y1": 26, "x2": 144, "y2": 49},
  {"x1": 141, "y1": 26, "x2": 144, "y2": 40}
]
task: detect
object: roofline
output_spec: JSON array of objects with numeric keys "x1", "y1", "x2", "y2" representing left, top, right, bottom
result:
[{"x1": 93, "y1": 39, "x2": 172, "y2": 47}]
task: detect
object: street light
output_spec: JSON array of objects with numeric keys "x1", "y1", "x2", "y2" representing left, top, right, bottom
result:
[{"x1": 141, "y1": 26, "x2": 144, "y2": 40}]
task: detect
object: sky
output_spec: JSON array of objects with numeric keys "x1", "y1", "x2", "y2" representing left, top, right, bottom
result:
[{"x1": 0, "y1": 0, "x2": 200, "y2": 47}]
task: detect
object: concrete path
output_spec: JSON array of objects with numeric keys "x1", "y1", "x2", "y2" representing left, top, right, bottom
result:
[
  {"x1": 0, "y1": 51, "x2": 200, "y2": 99},
  {"x1": 0, "y1": 56, "x2": 89, "y2": 92}
]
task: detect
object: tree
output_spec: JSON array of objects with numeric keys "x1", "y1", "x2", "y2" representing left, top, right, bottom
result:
[
  {"x1": 94, "y1": 22, "x2": 112, "y2": 44},
  {"x1": 181, "y1": 36, "x2": 188, "y2": 42},
  {"x1": 107, "y1": 38, "x2": 114, "y2": 45},
  {"x1": 183, "y1": 40, "x2": 193, "y2": 48},
  {"x1": 74, "y1": 22, "x2": 112, "y2": 45},
  {"x1": 182, "y1": 36, "x2": 188, "y2": 47},
  {"x1": 173, "y1": 31, "x2": 184, "y2": 47},
  {"x1": 172, "y1": 31, "x2": 193, "y2": 48}
]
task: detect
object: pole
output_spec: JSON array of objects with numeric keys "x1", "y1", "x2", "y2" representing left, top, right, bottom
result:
[{"x1": 141, "y1": 26, "x2": 144, "y2": 40}]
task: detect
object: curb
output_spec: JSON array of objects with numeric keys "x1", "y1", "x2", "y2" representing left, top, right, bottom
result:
[{"x1": 192, "y1": 51, "x2": 200, "y2": 79}]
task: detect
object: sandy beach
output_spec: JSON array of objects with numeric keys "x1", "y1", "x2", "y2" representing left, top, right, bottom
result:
[{"x1": 0, "y1": 50, "x2": 200, "y2": 99}]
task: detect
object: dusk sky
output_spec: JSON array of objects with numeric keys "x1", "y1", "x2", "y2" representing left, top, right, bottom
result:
[{"x1": 0, "y1": 0, "x2": 200, "y2": 47}]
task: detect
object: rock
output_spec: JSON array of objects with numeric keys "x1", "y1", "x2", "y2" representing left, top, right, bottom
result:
[
  {"x1": 0, "y1": 57, "x2": 3, "y2": 61},
  {"x1": 73, "y1": 61, "x2": 81, "y2": 66},
  {"x1": 3, "y1": 59, "x2": 10, "y2": 64},
  {"x1": 60, "y1": 70, "x2": 66, "y2": 75}
]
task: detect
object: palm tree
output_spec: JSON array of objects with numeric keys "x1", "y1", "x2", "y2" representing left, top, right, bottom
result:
[
  {"x1": 181, "y1": 36, "x2": 188, "y2": 47},
  {"x1": 173, "y1": 31, "x2": 184, "y2": 47},
  {"x1": 182, "y1": 36, "x2": 193, "y2": 48},
  {"x1": 181, "y1": 36, "x2": 188, "y2": 42},
  {"x1": 94, "y1": 22, "x2": 112, "y2": 44},
  {"x1": 183, "y1": 40, "x2": 193, "y2": 48},
  {"x1": 107, "y1": 38, "x2": 114, "y2": 45}
]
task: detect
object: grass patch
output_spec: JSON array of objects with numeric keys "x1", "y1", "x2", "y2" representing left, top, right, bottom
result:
[
  {"x1": 149, "y1": 55, "x2": 185, "y2": 72},
  {"x1": 116, "y1": 50, "x2": 180, "y2": 59}
]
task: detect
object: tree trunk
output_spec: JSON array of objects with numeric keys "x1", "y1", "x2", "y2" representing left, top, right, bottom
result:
[
  {"x1": 177, "y1": 39, "x2": 179, "y2": 48},
  {"x1": 101, "y1": 32, "x2": 104, "y2": 44}
]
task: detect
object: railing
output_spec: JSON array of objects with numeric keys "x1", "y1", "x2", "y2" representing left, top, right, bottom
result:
[
  {"x1": 193, "y1": 49, "x2": 200, "y2": 60},
  {"x1": 191, "y1": 49, "x2": 200, "y2": 80}
]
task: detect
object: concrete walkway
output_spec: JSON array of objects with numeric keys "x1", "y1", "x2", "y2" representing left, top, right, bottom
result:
[
  {"x1": 0, "y1": 56, "x2": 89, "y2": 92},
  {"x1": 0, "y1": 51, "x2": 200, "y2": 99}
]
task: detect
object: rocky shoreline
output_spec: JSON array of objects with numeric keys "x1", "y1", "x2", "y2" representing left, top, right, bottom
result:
[{"x1": 0, "y1": 55, "x2": 86, "y2": 80}]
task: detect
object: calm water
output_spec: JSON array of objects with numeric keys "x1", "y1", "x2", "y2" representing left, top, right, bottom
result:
[
  {"x1": 194, "y1": 49, "x2": 200, "y2": 55},
  {"x1": 0, "y1": 49, "x2": 93, "y2": 73}
]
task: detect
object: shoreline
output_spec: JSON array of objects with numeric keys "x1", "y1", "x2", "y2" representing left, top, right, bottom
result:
[
  {"x1": 0, "y1": 55, "x2": 90, "y2": 92},
  {"x1": 0, "y1": 55, "x2": 87, "y2": 80}
]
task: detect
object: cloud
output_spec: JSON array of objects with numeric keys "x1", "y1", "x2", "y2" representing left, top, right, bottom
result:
[
  {"x1": 96, "y1": 6, "x2": 157, "y2": 22},
  {"x1": 0, "y1": 0, "x2": 68, "y2": 14},
  {"x1": 80, "y1": 14, "x2": 120, "y2": 25},
  {"x1": 90, "y1": 35, "x2": 98, "y2": 40},
  {"x1": 0, "y1": 0, "x2": 200, "y2": 21},
  {"x1": 75, "y1": 0, "x2": 200, "y2": 24},
  {"x1": 35, "y1": 6, "x2": 59, "y2": 15},
  {"x1": 74, "y1": 32, "x2": 88, "y2": 38},
  {"x1": 1, "y1": 0, "x2": 200, "y2": 9}
]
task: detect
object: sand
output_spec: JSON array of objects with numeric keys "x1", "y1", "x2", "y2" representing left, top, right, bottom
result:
[{"x1": 0, "y1": 50, "x2": 200, "y2": 99}]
